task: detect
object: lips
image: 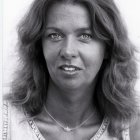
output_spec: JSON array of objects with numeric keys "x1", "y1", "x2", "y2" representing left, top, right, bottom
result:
[{"x1": 59, "y1": 64, "x2": 82, "y2": 72}]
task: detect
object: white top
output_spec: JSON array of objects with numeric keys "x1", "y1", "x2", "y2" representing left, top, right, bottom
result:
[{"x1": 2, "y1": 101, "x2": 130, "y2": 140}]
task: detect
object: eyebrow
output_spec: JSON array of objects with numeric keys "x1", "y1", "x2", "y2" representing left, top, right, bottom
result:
[
  {"x1": 45, "y1": 27, "x2": 92, "y2": 32},
  {"x1": 45, "y1": 27, "x2": 62, "y2": 32}
]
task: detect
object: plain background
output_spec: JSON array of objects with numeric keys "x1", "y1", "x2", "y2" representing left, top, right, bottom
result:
[{"x1": 1, "y1": 0, "x2": 140, "y2": 97}]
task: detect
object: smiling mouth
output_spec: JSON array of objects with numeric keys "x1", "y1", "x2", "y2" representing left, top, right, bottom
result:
[{"x1": 59, "y1": 65, "x2": 82, "y2": 72}]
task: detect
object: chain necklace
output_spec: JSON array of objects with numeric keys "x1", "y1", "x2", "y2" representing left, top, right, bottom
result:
[{"x1": 44, "y1": 106, "x2": 94, "y2": 132}]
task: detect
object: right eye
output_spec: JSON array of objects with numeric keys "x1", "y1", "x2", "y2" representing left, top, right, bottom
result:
[{"x1": 48, "y1": 33, "x2": 64, "y2": 41}]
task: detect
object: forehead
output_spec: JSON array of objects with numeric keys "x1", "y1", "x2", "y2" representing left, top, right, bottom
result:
[{"x1": 45, "y1": 2, "x2": 91, "y2": 29}]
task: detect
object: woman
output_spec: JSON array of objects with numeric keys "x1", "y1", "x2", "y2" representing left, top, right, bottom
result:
[{"x1": 3, "y1": 0, "x2": 140, "y2": 139}]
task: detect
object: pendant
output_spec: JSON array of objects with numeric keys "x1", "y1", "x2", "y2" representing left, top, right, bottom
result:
[{"x1": 63, "y1": 126, "x2": 72, "y2": 132}]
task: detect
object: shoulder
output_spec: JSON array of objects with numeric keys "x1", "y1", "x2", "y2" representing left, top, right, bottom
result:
[
  {"x1": 129, "y1": 113, "x2": 140, "y2": 140},
  {"x1": 2, "y1": 100, "x2": 36, "y2": 140},
  {"x1": 2, "y1": 100, "x2": 26, "y2": 127},
  {"x1": 3, "y1": 100, "x2": 24, "y2": 117},
  {"x1": 2, "y1": 100, "x2": 26, "y2": 138}
]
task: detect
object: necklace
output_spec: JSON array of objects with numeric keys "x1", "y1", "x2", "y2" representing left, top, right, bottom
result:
[
  {"x1": 44, "y1": 106, "x2": 94, "y2": 132},
  {"x1": 28, "y1": 116, "x2": 109, "y2": 140}
]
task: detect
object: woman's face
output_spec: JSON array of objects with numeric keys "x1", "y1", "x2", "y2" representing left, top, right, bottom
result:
[{"x1": 42, "y1": 3, "x2": 105, "y2": 90}]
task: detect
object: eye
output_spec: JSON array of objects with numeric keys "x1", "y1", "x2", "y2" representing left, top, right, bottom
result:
[
  {"x1": 48, "y1": 33, "x2": 64, "y2": 41},
  {"x1": 79, "y1": 34, "x2": 92, "y2": 41}
]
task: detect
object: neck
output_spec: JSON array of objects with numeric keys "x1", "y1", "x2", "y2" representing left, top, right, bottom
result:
[{"x1": 45, "y1": 79, "x2": 96, "y2": 127}]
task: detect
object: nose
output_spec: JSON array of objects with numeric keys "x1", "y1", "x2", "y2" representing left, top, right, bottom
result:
[{"x1": 60, "y1": 37, "x2": 78, "y2": 60}]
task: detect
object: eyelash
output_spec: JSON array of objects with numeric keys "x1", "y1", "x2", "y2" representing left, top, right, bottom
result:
[
  {"x1": 47, "y1": 33, "x2": 64, "y2": 41},
  {"x1": 46, "y1": 33, "x2": 92, "y2": 42},
  {"x1": 79, "y1": 34, "x2": 92, "y2": 41}
]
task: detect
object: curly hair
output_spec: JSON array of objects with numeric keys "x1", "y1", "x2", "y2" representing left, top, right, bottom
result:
[{"x1": 7, "y1": 0, "x2": 138, "y2": 138}]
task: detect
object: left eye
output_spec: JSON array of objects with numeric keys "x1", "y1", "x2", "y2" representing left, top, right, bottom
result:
[
  {"x1": 79, "y1": 34, "x2": 92, "y2": 41},
  {"x1": 48, "y1": 33, "x2": 64, "y2": 41}
]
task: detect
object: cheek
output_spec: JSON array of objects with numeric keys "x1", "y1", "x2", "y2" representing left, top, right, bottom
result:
[
  {"x1": 83, "y1": 50, "x2": 105, "y2": 83},
  {"x1": 43, "y1": 43, "x2": 59, "y2": 63},
  {"x1": 43, "y1": 48, "x2": 54, "y2": 73},
  {"x1": 43, "y1": 49, "x2": 56, "y2": 78},
  {"x1": 82, "y1": 46, "x2": 105, "y2": 68}
]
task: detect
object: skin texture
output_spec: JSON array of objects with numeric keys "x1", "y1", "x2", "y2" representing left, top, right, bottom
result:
[
  {"x1": 42, "y1": 3, "x2": 105, "y2": 92},
  {"x1": 37, "y1": 2, "x2": 106, "y2": 140}
]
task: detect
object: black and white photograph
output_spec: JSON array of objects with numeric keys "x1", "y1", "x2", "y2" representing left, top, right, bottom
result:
[{"x1": 1, "y1": 0, "x2": 140, "y2": 139}]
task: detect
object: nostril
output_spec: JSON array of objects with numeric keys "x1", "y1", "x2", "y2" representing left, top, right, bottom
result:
[
  {"x1": 60, "y1": 47, "x2": 77, "y2": 59},
  {"x1": 59, "y1": 37, "x2": 78, "y2": 59}
]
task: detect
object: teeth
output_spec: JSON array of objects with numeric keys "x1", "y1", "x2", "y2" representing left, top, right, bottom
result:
[
  {"x1": 60, "y1": 65, "x2": 81, "y2": 72},
  {"x1": 63, "y1": 67, "x2": 76, "y2": 71}
]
